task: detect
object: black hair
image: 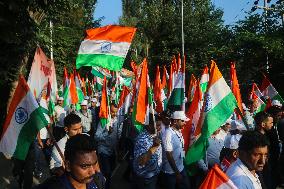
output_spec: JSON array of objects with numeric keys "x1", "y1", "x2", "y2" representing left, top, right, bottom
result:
[
  {"x1": 64, "y1": 134, "x2": 97, "y2": 163},
  {"x1": 238, "y1": 131, "x2": 269, "y2": 153},
  {"x1": 254, "y1": 111, "x2": 272, "y2": 127},
  {"x1": 110, "y1": 103, "x2": 118, "y2": 108},
  {"x1": 219, "y1": 147, "x2": 237, "y2": 163},
  {"x1": 64, "y1": 113, "x2": 81, "y2": 128}
]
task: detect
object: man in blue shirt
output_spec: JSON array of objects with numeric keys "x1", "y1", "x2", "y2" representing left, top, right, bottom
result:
[{"x1": 133, "y1": 115, "x2": 162, "y2": 189}]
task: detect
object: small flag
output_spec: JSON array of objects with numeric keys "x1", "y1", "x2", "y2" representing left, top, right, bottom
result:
[{"x1": 199, "y1": 164, "x2": 237, "y2": 189}]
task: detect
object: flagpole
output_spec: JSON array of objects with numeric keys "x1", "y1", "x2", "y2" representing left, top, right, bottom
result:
[
  {"x1": 50, "y1": 20, "x2": 54, "y2": 60},
  {"x1": 181, "y1": 0, "x2": 185, "y2": 60}
]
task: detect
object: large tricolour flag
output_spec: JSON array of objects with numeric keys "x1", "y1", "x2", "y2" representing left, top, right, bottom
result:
[
  {"x1": 76, "y1": 25, "x2": 137, "y2": 71},
  {"x1": 199, "y1": 164, "x2": 237, "y2": 189},
  {"x1": 0, "y1": 76, "x2": 48, "y2": 160},
  {"x1": 27, "y1": 47, "x2": 58, "y2": 100},
  {"x1": 185, "y1": 60, "x2": 237, "y2": 168}
]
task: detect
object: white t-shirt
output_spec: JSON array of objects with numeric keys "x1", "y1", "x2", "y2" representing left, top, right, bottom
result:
[
  {"x1": 54, "y1": 105, "x2": 66, "y2": 127},
  {"x1": 226, "y1": 158, "x2": 262, "y2": 189},
  {"x1": 162, "y1": 127, "x2": 185, "y2": 174},
  {"x1": 39, "y1": 127, "x2": 49, "y2": 139}
]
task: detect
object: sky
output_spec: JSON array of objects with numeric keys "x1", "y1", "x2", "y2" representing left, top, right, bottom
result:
[{"x1": 93, "y1": 0, "x2": 256, "y2": 26}]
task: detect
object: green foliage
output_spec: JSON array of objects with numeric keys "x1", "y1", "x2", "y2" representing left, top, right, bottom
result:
[{"x1": 0, "y1": 0, "x2": 98, "y2": 128}]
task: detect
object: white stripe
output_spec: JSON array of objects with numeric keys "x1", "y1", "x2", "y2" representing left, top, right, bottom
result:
[
  {"x1": 200, "y1": 73, "x2": 209, "y2": 84},
  {"x1": 207, "y1": 78, "x2": 231, "y2": 111},
  {"x1": 173, "y1": 72, "x2": 185, "y2": 89},
  {"x1": 78, "y1": 40, "x2": 130, "y2": 57},
  {"x1": 217, "y1": 180, "x2": 237, "y2": 189},
  {"x1": 0, "y1": 91, "x2": 38, "y2": 158}
]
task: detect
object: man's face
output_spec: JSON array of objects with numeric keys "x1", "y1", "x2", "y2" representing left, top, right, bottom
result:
[
  {"x1": 222, "y1": 123, "x2": 231, "y2": 132},
  {"x1": 110, "y1": 105, "x2": 118, "y2": 118},
  {"x1": 175, "y1": 119, "x2": 186, "y2": 130},
  {"x1": 243, "y1": 146, "x2": 268, "y2": 172},
  {"x1": 81, "y1": 105, "x2": 88, "y2": 111},
  {"x1": 58, "y1": 100, "x2": 63, "y2": 106},
  {"x1": 67, "y1": 151, "x2": 100, "y2": 184},
  {"x1": 65, "y1": 123, "x2": 82, "y2": 137},
  {"x1": 263, "y1": 117, "x2": 273, "y2": 131},
  {"x1": 156, "y1": 120, "x2": 162, "y2": 133},
  {"x1": 91, "y1": 101, "x2": 96, "y2": 108}
]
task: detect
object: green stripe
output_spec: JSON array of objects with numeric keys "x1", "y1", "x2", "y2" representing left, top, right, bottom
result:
[
  {"x1": 13, "y1": 107, "x2": 48, "y2": 160},
  {"x1": 91, "y1": 67, "x2": 112, "y2": 79},
  {"x1": 76, "y1": 54, "x2": 125, "y2": 71},
  {"x1": 272, "y1": 94, "x2": 284, "y2": 104},
  {"x1": 167, "y1": 88, "x2": 185, "y2": 106},
  {"x1": 185, "y1": 92, "x2": 237, "y2": 167},
  {"x1": 200, "y1": 82, "x2": 208, "y2": 93}
]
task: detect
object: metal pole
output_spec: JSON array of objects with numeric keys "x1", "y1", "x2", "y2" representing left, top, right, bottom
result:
[
  {"x1": 181, "y1": 0, "x2": 185, "y2": 59},
  {"x1": 50, "y1": 20, "x2": 54, "y2": 60},
  {"x1": 264, "y1": 0, "x2": 269, "y2": 73}
]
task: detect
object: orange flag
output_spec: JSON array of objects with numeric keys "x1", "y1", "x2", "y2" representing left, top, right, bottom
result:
[
  {"x1": 69, "y1": 73, "x2": 78, "y2": 104},
  {"x1": 154, "y1": 65, "x2": 163, "y2": 113},
  {"x1": 136, "y1": 58, "x2": 148, "y2": 124},
  {"x1": 187, "y1": 74, "x2": 197, "y2": 103},
  {"x1": 230, "y1": 62, "x2": 243, "y2": 118},
  {"x1": 199, "y1": 164, "x2": 237, "y2": 189}
]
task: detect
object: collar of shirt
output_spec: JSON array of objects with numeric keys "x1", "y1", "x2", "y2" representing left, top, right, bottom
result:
[
  {"x1": 60, "y1": 174, "x2": 98, "y2": 189},
  {"x1": 236, "y1": 159, "x2": 262, "y2": 189}
]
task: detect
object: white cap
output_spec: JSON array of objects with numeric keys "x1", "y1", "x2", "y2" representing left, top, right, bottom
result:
[
  {"x1": 81, "y1": 100, "x2": 88, "y2": 106},
  {"x1": 231, "y1": 120, "x2": 246, "y2": 131},
  {"x1": 272, "y1": 100, "x2": 282, "y2": 108},
  {"x1": 58, "y1": 97, "x2": 64, "y2": 101},
  {"x1": 224, "y1": 134, "x2": 242, "y2": 149},
  {"x1": 171, "y1": 111, "x2": 190, "y2": 121},
  {"x1": 94, "y1": 93, "x2": 99, "y2": 97},
  {"x1": 84, "y1": 96, "x2": 90, "y2": 100},
  {"x1": 91, "y1": 98, "x2": 97, "y2": 103}
]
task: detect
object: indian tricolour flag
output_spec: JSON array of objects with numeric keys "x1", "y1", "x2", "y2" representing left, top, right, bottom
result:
[
  {"x1": 200, "y1": 65, "x2": 209, "y2": 95},
  {"x1": 167, "y1": 55, "x2": 185, "y2": 109},
  {"x1": 260, "y1": 76, "x2": 284, "y2": 104},
  {"x1": 0, "y1": 76, "x2": 48, "y2": 160},
  {"x1": 199, "y1": 164, "x2": 237, "y2": 189},
  {"x1": 185, "y1": 60, "x2": 237, "y2": 168},
  {"x1": 76, "y1": 25, "x2": 137, "y2": 71},
  {"x1": 99, "y1": 76, "x2": 111, "y2": 129}
]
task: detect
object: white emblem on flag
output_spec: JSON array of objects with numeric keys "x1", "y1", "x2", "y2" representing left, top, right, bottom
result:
[
  {"x1": 15, "y1": 107, "x2": 28, "y2": 124},
  {"x1": 101, "y1": 42, "x2": 112, "y2": 53}
]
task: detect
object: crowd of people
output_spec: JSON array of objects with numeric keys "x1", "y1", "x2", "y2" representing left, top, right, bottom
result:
[{"x1": 11, "y1": 92, "x2": 284, "y2": 189}]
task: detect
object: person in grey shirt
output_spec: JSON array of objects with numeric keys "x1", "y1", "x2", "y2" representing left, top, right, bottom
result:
[
  {"x1": 76, "y1": 100, "x2": 92, "y2": 134},
  {"x1": 95, "y1": 103, "x2": 122, "y2": 189}
]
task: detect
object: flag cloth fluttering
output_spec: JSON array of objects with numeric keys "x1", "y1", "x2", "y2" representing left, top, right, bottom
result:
[
  {"x1": 199, "y1": 164, "x2": 237, "y2": 189},
  {"x1": 99, "y1": 76, "x2": 111, "y2": 129},
  {"x1": 260, "y1": 75, "x2": 284, "y2": 104},
  {"x1": 154, "y1": 66, "x2": 164, "y2": 113},
  {"x1": 185, "y1": 60, "x2": 237, "y2": 173},
  {"x1": 27, "y1": 47, "x2": 58, "y2": 101},
  {"x1": 249, "y1": 83, "x2": 265, "y2": 113},
  {"x1": 0, "y1": 76, "x2": 48, "y2": 160},
  {"x1": 76, "y1": 25, "x2": 136, "y2": 71},
  {"x1": 230, "y1": 62, "x2": 243, "y2": 118},
  {"x1": 187, "y1": 74, "x2": 197, "y2": 103}
]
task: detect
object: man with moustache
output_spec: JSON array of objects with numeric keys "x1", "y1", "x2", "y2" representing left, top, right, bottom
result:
[
  {"x1": 36, "y1": 134, "x2": 104, "y2": 189},
  {"x1": 226, "y1": 131, "x2": 269, "y2": 189}
]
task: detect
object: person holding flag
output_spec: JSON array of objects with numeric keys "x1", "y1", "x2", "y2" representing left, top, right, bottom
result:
[{"x1": 161, "y1": 111, "x2": 190, "y2": 189}]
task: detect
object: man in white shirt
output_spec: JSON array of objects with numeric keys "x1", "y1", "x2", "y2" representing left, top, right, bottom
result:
[
  {"x1": 49, "y1": 113, "x2": 82, "y2": 176},
  {"x1": 53, "y1": 97, "x2": 67, "y2": 141},
  {"x1": 76, "y1": 100, "x2": 93, "y2": 134},
  {"x1": 226, "y1": 131, "x2": 269, "y2": 189},
  {"x1": 162, "y1": 111, "x2": 190, "y2": 189}
]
